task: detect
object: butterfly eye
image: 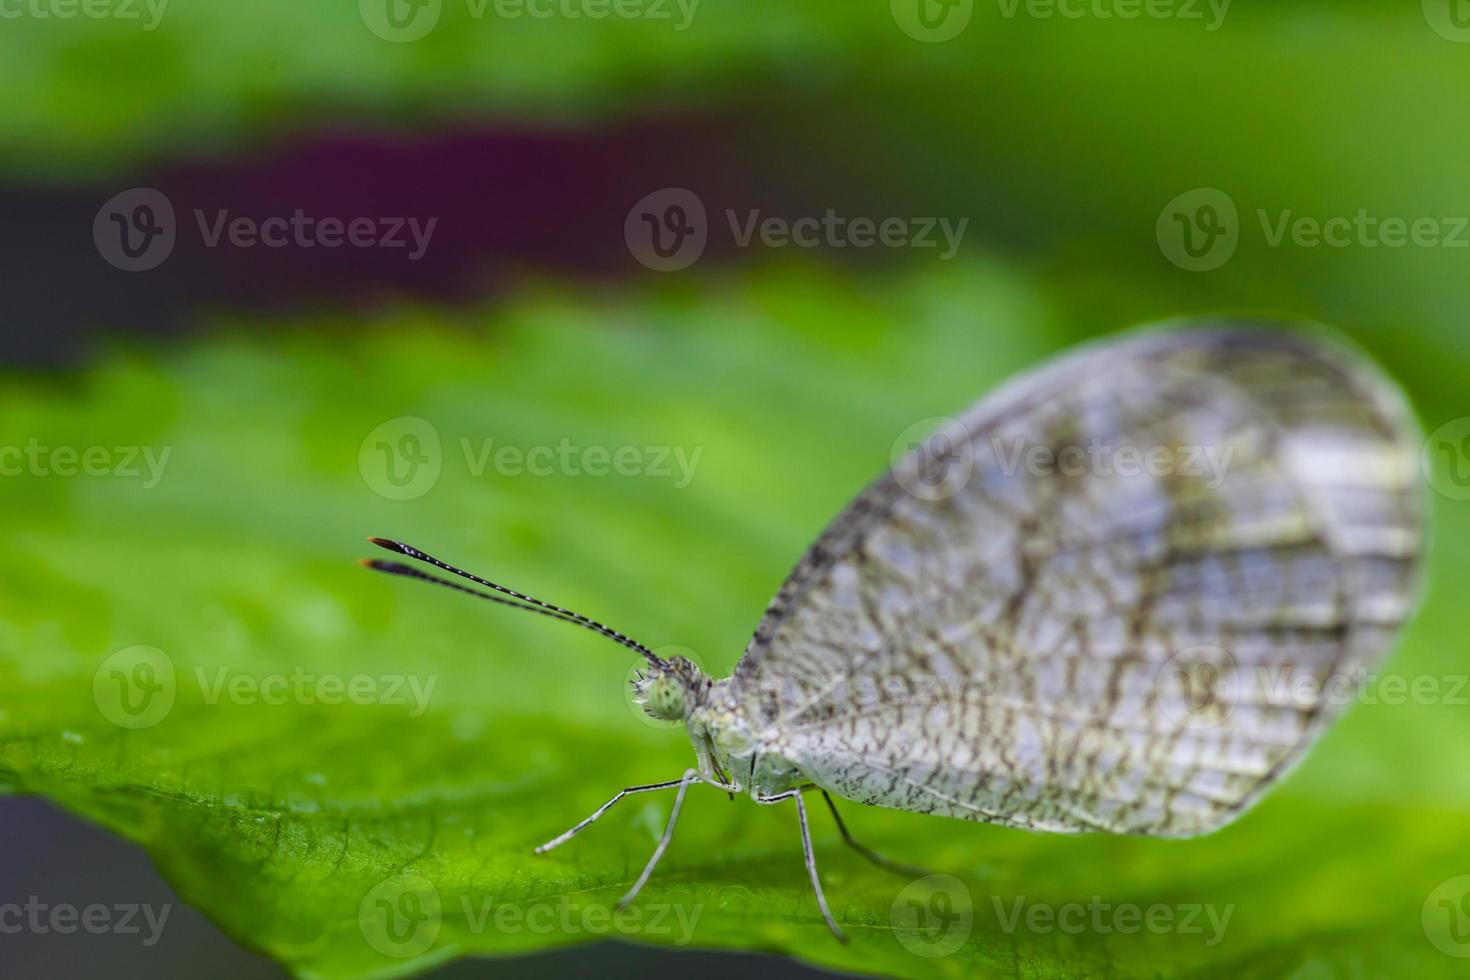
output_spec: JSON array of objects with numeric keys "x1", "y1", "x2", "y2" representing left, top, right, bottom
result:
[{"x1": 643, "y1": 675, "x2": 686, "y2": 721}]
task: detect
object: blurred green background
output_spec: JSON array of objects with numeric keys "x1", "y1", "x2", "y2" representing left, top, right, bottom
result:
[{"x1": 1, "y1": 3, "x2": 1469, "y2": 979}]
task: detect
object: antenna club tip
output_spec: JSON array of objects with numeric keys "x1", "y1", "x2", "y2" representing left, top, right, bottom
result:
[
  {"x1": 368, "y1": 536, "x2": 410, "y2": 554},
  {"x1": 361, "y1": 558, "x2": 416, "y2": 576}
]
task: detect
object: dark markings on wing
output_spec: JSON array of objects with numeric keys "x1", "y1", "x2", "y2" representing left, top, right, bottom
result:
[{"x1": 732, "y1": 324, "x2": 1424, "y2": 836}]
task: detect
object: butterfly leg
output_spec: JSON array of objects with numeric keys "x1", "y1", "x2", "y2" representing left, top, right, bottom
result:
[
  {"x1": 758, "y1": 788, "x2": 848, "y2": 943},
  {"x1": 796, "y1": 792, "x2": 849, "y2": 943},
  {"x1": 821, "y1": 790, "x2": 930, "y2": 878},
  {"x1": 616, "y1": 768, "x2": 700, "y2": 910},
  {"x1": 534, "y1": 773, "x2": 692, "y2": 855}
]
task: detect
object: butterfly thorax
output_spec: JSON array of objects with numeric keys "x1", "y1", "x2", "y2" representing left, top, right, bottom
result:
[
  {"x1": 632, "y1": 657, "x2": 804, "y2": 797},
  {"x1": 689, "y1": 679, "x2": 807, "y2": 799}
]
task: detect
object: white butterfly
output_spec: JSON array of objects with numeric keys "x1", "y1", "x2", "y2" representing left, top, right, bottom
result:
[{"x1": 366, "y1": 323, "x2": 1424, "y2": 942}]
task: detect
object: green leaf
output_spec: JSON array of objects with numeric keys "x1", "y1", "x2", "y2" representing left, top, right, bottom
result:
[
  {"x1": 2, "y1": 262, "x2": 1467, "y2": 978},
  {"x1": 0, "y1": 5, "x2": 1455, "y2": 180},
  {"x1": 0, "y1": 1, "x2": 895, "y2": 177}
]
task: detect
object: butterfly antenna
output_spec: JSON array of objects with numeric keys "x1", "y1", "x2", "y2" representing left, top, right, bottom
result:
[
  {"x1": 360, "y1": 560, "x2": 594, "y2": 630},
  {"x1": 362, "y1": 538, "x2": 668, "y2": 668}
]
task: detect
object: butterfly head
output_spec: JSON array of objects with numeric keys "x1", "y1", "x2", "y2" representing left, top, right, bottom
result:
[{"x1": 631, "y1": 655, "x2": 710, "y2": 722}]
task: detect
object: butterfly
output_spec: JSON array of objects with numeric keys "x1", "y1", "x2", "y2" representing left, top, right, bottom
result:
[{"x1": 363, "y1": 323, "x2": 1424, "y2": 942}]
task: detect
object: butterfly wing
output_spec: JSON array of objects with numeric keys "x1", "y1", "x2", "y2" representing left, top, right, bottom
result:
[{"x1": 732, "y1": 325, "x2": 1424, "y2": 837}]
